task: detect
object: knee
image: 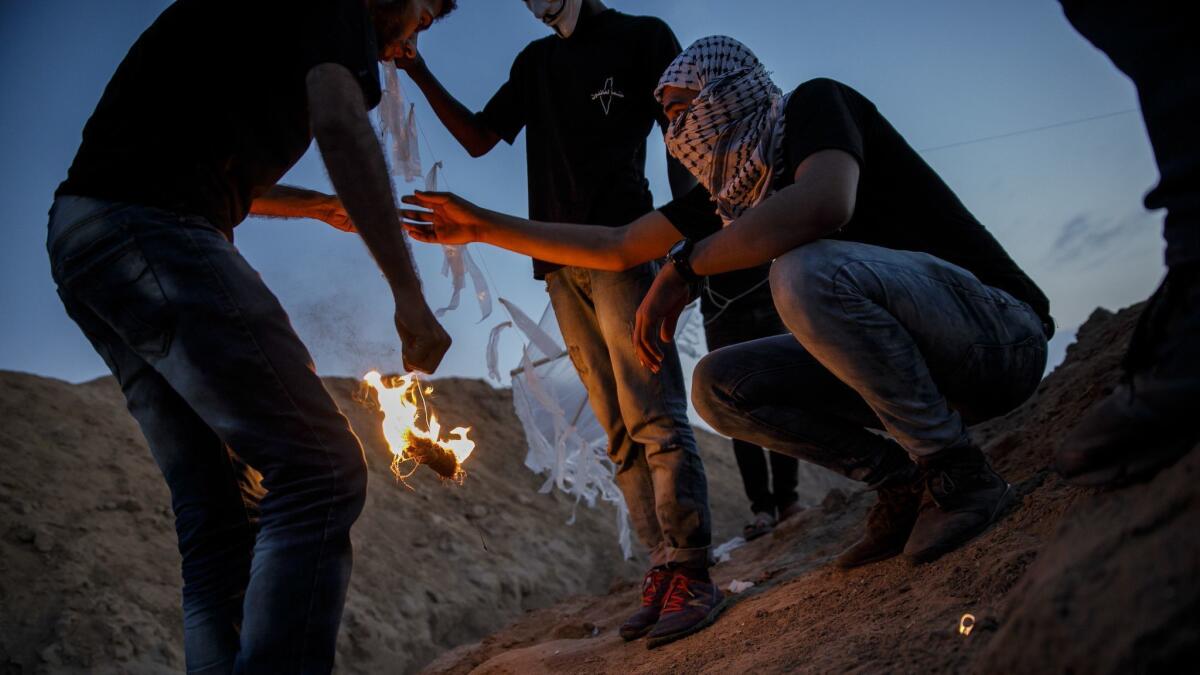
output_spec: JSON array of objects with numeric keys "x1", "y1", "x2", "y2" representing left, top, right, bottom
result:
[{"x1": 769, "y1": 241, "x2": 850, "y2": 340}]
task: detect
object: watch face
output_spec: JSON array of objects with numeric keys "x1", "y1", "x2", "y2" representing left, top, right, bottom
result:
[{"x1": 669, "y1": 239, "x2": 690, "y2": 261}]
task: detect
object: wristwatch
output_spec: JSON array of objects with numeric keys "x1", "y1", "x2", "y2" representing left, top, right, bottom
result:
[{"x1": 667, "y1": 238, "x2": 701, "y2": 286}]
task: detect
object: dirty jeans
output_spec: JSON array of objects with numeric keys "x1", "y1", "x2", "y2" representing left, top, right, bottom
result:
[
  {"x1": 47, "y1": 196, "x2": 368, "y2": 675},
  {"x1": 1061, "y1": 0, "x2": 1200, "y2": 268},
  {"x1": 546, "y1": 264, "x2": 710, "y2": 567},
  {"x1": 692, "y1": 241, "x2": 1047, "y2": 481}
]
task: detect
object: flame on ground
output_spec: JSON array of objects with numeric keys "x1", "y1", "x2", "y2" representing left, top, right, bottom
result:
[
  {"x1": 363, "y1": 371, "x2": 475, "y2": 482},
  {"x1": 959, "y1": 613, "x2": 976, "y2": 636}
]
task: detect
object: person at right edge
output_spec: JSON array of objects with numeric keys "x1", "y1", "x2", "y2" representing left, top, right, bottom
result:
[
  {"x1": 394, "y1": 0, "x2": 720, "y2": 648},
  {"x1": 1054, "y1": 1, "x2": 1200, "y2": 484}
]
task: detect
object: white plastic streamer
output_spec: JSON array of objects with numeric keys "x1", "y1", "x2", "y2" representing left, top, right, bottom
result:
[
  {"x1": 485, "y1": 321, "x2": 512, "y2": 382},
  {"x1": 380, "y1": 65, "x2": 422, "y2": 182},
  {"x1": 425, "y1": 162, "x2": 494, "y2": 321}
]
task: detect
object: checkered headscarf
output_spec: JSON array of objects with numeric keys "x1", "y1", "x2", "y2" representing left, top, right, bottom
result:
[{"x1": 656, "y1": 36, "x2": 787, "y2": 225}]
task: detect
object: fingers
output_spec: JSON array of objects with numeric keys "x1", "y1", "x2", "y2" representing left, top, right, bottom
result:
[
  {"x1": 398, "y1": 208, "x2": 434, "y2": 223},
  {"x1": 402, "y1": 223, "x2": 436, "y2": 243},
  {"x1": 633, "y1": 308, "x2": 664, "y2": 374},
  {"x1": 403, "y1": 191, "x2": 451, "y2": 206}
]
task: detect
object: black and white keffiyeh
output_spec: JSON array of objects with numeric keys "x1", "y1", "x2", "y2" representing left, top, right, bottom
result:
[{"x1": 656, "y1": 36, "x2": 789, "y2": 225}]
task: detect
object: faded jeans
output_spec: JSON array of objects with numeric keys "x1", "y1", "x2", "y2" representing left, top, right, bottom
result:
[
  {"x1": 692, "y1": 241, "x2": 1047, "y2": 482},
  {"x1": 546, "y1": 264, "x2": 710, "y2": 567},
  {"x1": 47, "y1": 196, "x2": 368, "y2": 674}
]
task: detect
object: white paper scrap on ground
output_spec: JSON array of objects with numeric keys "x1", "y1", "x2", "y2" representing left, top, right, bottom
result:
[
  {"x1": 727, "y1": 579, "x2": 755, "y2": 594},
  {"x1": 713, "y1": 536, "x2": 747, "y2": 564}
]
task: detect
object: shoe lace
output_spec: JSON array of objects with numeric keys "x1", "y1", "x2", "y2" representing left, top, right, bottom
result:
[
  {"x1": 660, "y1": 574, "x2": 696, "y2": 615},
  {"x1": 641, "y1": 569, "x2": 671, "y2": 608}
]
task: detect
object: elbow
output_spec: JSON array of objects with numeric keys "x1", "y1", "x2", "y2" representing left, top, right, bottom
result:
[{"x1": 466, "y1": 143, "x2": 491, "y2": 159}]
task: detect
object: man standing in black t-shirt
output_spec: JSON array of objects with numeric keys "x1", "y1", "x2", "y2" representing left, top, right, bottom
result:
[
  {"x1": 48, "y1": 1, "x2": 456, "y2": 670},
  {"x1": 402, "y1": 36, "x2": 1052, "y2": 570},
  {"x1": 395, "y1": 0, "x2": 720, "y2": 647}
]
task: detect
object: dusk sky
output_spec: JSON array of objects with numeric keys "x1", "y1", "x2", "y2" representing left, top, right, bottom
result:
[{"x1": 0, "y1": 1, "x2": 1163, "y2": 397}]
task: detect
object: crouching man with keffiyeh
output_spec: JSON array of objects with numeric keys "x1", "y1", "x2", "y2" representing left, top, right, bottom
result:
[
  {"x1": 402, "y1": 36, "x2": 1053, "y2": 571},
  {"x1": 646, "y1": 36, "x2": 1055, "y2": 566}
]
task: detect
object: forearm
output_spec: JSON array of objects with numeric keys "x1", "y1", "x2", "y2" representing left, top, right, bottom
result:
[
  {"x1": 249, "y1": 185, "x2": 336, "y2": 220},
  {"x1": 477, "y1": 209, "x2": 679, "y2": 271},
  {"x1": 690, "y1": 182, "x2": 847, "y2": 276},
  {"x1": 690, "y1": 149, "x2": 859, "y2": 275},
  {"x1": 309, "y1": 71, "x2": 422, "y2": 298},
  {"x1": 406, "y1": 61, "x2": 499, "y2": 157}
]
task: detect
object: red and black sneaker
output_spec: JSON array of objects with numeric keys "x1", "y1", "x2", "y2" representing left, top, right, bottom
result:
[
  {"x1": 645, "y1": 568, "x2": 726, "y2": 649},
  {"x1": 619, "y1": 567, "x2": 673, "y2": 641}
]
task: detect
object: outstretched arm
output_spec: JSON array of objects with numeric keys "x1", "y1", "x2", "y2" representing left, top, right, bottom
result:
[
  {"x1": 306, "y1": 63, "x2": 451, "y2": 373},
  {"x1": 632, "y1": 148, "x2": 861, "y2": 371},
  {"x1": 250, "y1": 185, "x2": 355, "y2": 233},
  {"x1": 400, "y1": 191, "x2": 685, "y2": 271},
  {"x1": 397, "y1": 51, "x2": 500, "y2": 158}
]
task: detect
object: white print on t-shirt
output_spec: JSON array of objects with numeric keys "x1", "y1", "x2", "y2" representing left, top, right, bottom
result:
[{"x1": 591, "y1": 77, "x2": 625, "y2": 116}]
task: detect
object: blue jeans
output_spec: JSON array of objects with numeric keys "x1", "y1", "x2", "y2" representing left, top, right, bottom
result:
[
  {"x1": 693, "y1": 241, "x2": 1047, "y2": 480},
  {"x1": 47, "y1": 196, "x2": 368, "y2": 674},
  {"x1": 703, "y1": 297, "x2": 799, "y2": 516},
  {"x1": 546, "y1": 264, "x2": 710, "y2": 567}
]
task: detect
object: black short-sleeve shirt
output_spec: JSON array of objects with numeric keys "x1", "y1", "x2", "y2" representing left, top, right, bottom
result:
[
  {"x1": 660, "y1": 78, "x2": 1052, "y2": 328},
  {"x1": 57, "y1": 0, "x2": 382, "y2": 236},
  {"x1": 477, "y1": 9, "x2": 682, "y2": 278}
]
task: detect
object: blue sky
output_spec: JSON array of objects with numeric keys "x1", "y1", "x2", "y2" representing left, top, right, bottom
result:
[{"x1": 0, "y1": 0, "x2": 1163, "y2": 390}]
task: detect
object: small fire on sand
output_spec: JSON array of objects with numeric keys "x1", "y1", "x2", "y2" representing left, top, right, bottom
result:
[{"x1": 363, "y1": 371, "x2": 476, "y2": 482}]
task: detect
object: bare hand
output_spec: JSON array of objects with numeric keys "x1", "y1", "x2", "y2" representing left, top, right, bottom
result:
[
  {"x1": 394, "y1": 302, "x2": 452, "y2": 374},
  {"x1": 400, "y1": 191, "x2": 488, "y2": 246},
  {"x1": 634, "y1": 264, "x2": 692, "y2": 373},
  {"x1": 391, "y1": 36, "x2": 425, "y2": 72},
  {"x1": 320, "y1": 198, "x2": 356, "y2": 233}
]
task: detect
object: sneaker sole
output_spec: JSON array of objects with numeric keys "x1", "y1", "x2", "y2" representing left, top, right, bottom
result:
[
  {"x1": 645, "y1": 597, "x2": 731, "y2": 650},
  {"x1": 619, "y1": 622, "x2": 656, "y2": 642},
  {"x1": 906, "y1": 484, "x2": 1016, "y2": 565}
]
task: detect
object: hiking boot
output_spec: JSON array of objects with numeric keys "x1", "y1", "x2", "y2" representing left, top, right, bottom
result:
[
  {"x1": 836, "y1": 464, "x2": 923, "y2": 569},
  {"x1": 1056, "y1": 263, "x2": 1200, "y2": 486},
  {"x1": 904, "y1": 446, "x2": 1014, "y2": 564},
  {"x1": 619, "y1": 567, "x2": 673, "y2": 641},
  {"x1": 645, "y1": 568, "x2": 726, "y2": 649},
  {"x1": 742, "y1": 511, "x2": 776, "y2": 540}
]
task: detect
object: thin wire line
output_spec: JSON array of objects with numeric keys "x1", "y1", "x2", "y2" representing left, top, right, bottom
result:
[{"x1": 917, "y1": 108, "x2": 1139, "y2": 153}]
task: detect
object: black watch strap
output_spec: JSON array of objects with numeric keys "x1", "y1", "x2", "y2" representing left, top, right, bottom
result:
[{"x1": 668, "y1": 238, "x2": 701, "y2": 285}]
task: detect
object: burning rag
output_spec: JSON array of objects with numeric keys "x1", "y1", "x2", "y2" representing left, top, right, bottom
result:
[{"x1": 655, "y1": 36, "x2": 790, "y2": 225}]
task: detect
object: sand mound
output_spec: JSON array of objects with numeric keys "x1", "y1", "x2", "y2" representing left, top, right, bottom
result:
[
  {"x1": 0, "y1": 365, "x2": 845, "y2": 673},
  {"x1": 423, "y1": 303, "x2": 1199, "y2": 674}
]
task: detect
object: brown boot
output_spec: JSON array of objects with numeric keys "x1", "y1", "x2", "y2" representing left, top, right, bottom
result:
[{"x1": 836, "y1": 466, "x2": 923, "y2": 569}]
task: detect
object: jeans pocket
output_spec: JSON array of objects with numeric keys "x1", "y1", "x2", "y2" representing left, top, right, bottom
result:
[
  {"x1": 950, "y1": 334, "x2": 1047, "y2": 421},
  {"x1": 62, "y1": 232, "x2": 175, "y2": 359}
]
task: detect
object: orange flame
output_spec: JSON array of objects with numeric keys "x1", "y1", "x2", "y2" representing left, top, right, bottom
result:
[{"x1": 363, "y1": 371, "x2": 475, "y2": 481}]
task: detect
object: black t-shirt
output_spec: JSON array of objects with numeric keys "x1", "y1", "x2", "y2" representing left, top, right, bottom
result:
[
  {"x1": 660, "y1": 78, "x2": 1053, "y2": 329},
  {"x1": 478, "y1": 9, "x2": 681, "y2": 278},
  {"x1": 57, "y1": 0, "x2": 382, "y2": 236}
]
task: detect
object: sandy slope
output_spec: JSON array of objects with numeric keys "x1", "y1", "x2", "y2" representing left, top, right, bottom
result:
[
  {"x1": 0, "y1": 368, "x2": 844, "y2": 674},
  {"x1": 424, "y1": 303, "x2": 1199, "y2": 674}
]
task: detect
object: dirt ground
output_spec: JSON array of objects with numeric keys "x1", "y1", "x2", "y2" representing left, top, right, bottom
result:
[
  {"x1": 423, "y1": 303, "x2": 1199, "y2": 675},
  {"x1": 0, "y1": 358, "x2": 843, "y2": 674},
  {"x1": 3, "y1": 302, "x2": 1196, "y2": 673}
]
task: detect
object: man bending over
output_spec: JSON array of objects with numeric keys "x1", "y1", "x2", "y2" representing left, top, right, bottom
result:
[{"x1": 48, "y1": 1, "x2": 454, "y2": 671}]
